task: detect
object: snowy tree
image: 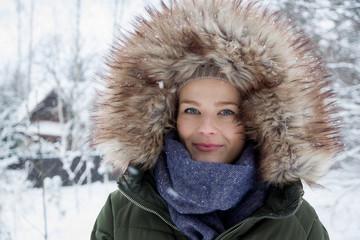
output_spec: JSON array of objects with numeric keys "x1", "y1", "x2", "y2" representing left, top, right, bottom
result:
[{"x1": 275, "y1": 0, "x2": 360, "y2": 172}]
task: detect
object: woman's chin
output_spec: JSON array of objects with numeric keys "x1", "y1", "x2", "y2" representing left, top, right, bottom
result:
[{"x1": 192, "y1": 155, "x2": 224, "y2": 164}]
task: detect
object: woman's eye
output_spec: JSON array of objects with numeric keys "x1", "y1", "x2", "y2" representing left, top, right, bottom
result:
[
  {"x1": 220, "y1": 109, "x2": 234, "y2": 115},
  {"x1": 184, "y1": 108, "x2": 200, "y2": 114}
]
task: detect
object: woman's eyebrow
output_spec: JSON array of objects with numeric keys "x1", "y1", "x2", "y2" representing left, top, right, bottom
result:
[
  {"x1": 179, "y1": 100, "x2": 201, "y2": 107},
  {"x1": 214, "y1": 101, "x2": 239, "y2": 107}
]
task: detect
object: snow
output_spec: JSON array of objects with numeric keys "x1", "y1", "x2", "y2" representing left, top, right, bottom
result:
[
  {"x1": 1, "y1": 174, "x2": 117, "y2": 240},
  {"x1": 158, "y1": 81, "x2": 164, "y2": 89},
  {"x1": 26, "y1": 121, "x2": 66, "y2": 137}
]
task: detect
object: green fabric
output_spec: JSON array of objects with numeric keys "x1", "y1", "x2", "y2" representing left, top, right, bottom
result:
[{"x1": 91, "y1": 171, "x2": 329, "y2": 240}]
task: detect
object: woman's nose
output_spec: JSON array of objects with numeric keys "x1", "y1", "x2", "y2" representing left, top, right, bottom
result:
[{"x1": 198, "y1": 116, "x2": 217, "y2": 136}]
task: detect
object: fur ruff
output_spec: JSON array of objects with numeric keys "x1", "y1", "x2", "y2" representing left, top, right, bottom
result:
[{"x1": 91, "y1": 0, "x2": 343, "y2": 186}]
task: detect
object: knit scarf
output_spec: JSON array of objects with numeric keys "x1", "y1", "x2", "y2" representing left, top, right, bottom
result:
[{"x1": 154, "y1": 133, "x2": 268, "y2": 240}]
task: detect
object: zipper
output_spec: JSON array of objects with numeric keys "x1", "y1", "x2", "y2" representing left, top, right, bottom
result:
[
  {"x1": 117, "y1": 187, "x2": 180, "y2": 231},
  {"x1": 218, "y1": 218, "x2": 252, "y2": 240}
]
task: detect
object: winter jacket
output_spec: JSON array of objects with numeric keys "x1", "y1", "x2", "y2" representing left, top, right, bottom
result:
[
  {"x1": 90, "y1": 0, "x2": 342, "y2": 239},
  {"x1": 91, "y1": 171, "x2": 329, "y2": 240}
]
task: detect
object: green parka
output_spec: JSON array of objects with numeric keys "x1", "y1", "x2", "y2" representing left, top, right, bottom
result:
[{"x1": 91, "y1": 171, "x2": 329, "y2": 240}]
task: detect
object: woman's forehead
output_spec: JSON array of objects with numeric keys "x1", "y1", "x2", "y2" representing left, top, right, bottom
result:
[{"x1": 178, "y1": 78, "x2": 241, "y2": 105}]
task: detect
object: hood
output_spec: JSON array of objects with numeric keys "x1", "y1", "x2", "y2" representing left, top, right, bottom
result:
[{"x1": 91, "y1": 0, "x2": 342, "y2": 186}]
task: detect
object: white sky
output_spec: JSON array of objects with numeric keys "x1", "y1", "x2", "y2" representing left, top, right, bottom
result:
[{"x1": 0, "y1": 0, "x2": 164, "y2": 85}]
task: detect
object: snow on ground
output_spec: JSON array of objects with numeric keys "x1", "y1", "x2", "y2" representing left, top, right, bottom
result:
[
  {"x1": 2, "y1": 168, "x2": 359, "y2": 240},
  {"x1": 2, "y1": 175, "x2": 117, "y2": 240}
]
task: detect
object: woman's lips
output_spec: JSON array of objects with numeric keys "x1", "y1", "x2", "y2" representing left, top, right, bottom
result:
[{"x1": 193, "y1": 143, "x2": 223, "y2": 152}]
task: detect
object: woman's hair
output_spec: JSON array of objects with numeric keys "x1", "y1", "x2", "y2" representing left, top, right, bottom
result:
[{"x1": 177, "y1": 64, "x2": 228, "y2": 92}]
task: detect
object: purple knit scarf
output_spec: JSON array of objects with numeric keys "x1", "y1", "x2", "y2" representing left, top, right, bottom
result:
[{"x1": 154, "y1": 133, "x2": 268, "y2": 240}]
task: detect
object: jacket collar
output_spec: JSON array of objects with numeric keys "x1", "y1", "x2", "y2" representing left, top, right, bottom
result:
[
  {"x1": 118, "y1": 168, "x2": 171, "y2": 217},
  {"x1": 255, "y1": 181, "x2": 304, "y2": 219},
  {"x1": 118, "y1": 169, "x2": 304, "y2": 221}
]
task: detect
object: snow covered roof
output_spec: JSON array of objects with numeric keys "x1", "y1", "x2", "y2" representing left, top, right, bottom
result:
[
  {"x1": 15, "y1": 82, "x2": 56, "y2": 124},
  {"x1": 26, "y1": 121, "x2": 66, "y2": 137}
]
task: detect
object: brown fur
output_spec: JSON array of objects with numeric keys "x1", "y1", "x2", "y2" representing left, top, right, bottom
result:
[{"x1": 91, "y1": 0, "x2": 343, "y2": 186}]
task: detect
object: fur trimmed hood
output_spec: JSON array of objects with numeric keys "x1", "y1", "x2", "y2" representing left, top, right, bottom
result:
[{"x1": 91, "y1": 0, "x2": 342, "y2": 186}]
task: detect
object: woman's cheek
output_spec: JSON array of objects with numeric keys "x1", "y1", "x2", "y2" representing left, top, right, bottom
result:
[{"x1": 176, "y1": 118, "x2": 187, "y2": 138}]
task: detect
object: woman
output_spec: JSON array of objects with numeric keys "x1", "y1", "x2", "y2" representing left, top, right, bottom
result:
[{"x1": 90, "y1": 0, "x2": 342, "y2": 239}]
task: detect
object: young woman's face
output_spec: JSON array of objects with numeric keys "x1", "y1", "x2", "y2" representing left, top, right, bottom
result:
[{"x1": 177, "y1": 78, "x2": 245, "y2": 164}]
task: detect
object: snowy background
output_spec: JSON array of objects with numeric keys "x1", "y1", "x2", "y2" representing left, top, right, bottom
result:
[{"x1": 1, "y1": 0, "x2": 359, "y2": 239}]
